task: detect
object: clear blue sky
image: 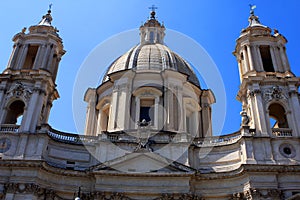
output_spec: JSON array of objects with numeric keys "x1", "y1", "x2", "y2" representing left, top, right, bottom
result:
[{"x1": 0, "y1": 1, "x2": 299, "y2": 135}]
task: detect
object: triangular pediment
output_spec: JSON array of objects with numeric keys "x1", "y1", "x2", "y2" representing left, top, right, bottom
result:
[{"x1": 92, "y1": 152, "x2": 195, "y2": 173}]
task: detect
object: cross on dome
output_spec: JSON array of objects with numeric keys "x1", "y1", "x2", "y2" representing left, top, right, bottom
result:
[{"x1": 148, "y1": 5, "x2": 158, "y2": 19}]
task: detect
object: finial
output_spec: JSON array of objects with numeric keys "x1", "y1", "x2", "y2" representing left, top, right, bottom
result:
[
  {"x1": 148, "y1": 5, "x2": 158, "y2": 19},
  {"x1": 48, "y1": 3, "x2": 53, "y2": 14},
  {"x1": 38, "y1": 5, "x2": 53, "y2": 26},
  {"x1": 249, "y1": 4, "x2": 256, "y2": 15}
]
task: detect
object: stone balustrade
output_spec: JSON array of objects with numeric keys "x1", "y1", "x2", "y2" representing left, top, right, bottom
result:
[
  {"x1": 0, "y1": 124, "x2": 20, "y2": 133},
  {"x1": 272, "y1": 128, "x2": 292, "y2": 137},
  {"x1": 46, "y1": 127, "x2": 244, "y2": 147},
  {"x1": 194, "y1": 131, "x2": 242, "y2": 147}
]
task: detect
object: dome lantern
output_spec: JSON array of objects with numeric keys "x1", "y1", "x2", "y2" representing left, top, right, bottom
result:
[{"x1": 139, "y1": 5, "x2": 165, "y2": 45}]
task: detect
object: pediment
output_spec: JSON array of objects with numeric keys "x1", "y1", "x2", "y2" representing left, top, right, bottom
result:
[{"x1": 92, "y1": 152, "x2": 195, "y2": 173}]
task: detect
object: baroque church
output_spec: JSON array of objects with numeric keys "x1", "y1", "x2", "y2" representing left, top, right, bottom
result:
[{"x1": 0, "y1": 5, "x2": 299, "y2": 200}]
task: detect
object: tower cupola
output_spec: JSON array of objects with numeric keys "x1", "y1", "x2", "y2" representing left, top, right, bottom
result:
[
  {"x1": 233, "y1": 5, "x2": 292, "y2": 83},
  {"x1": 5, "y1": 7, "x2": 65, "y2": 82}
]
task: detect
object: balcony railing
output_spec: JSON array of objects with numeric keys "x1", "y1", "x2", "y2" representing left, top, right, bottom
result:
[
  {"x1": 272, "y1": 128, "x2": 292, "y2": 137},
  {"x1": 0, "y1": 124, "x2": 20, "y2": 133},
  {"x1": 193, "y1": 131, "x2": 242, "y2": 147},
  {"x1": 47, "y1": 127, "x2": 97, "y2": 144}
]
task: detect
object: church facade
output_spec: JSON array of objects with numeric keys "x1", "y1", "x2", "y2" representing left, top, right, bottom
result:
[{"x1": 0, "y1": 7, "x2": 299, "y2": 200}]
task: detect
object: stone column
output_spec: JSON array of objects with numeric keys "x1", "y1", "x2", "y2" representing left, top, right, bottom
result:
[
  {"x1": 288, "y1": 88, "x2": 300, "y2": 136},
  {"x1": 84, "y1": 90, "x2": 97, "y2": 135},
  {"x1": 33, "y1": 44, "x2": 46, "y2": 69},
  {"x1": 135, "y1": 96, "x2": 140, "y2": 129},
  {"x1": 255, "y1": 45, "x2": 264, "y2": 71},
  {"x1": 20, "y1": 86, "x2": 40, "y2": 132},
  {"x1": 283, "y1": 46, "x2": 291, "y2": 70},
  {"x1": 246, "y1": 45, "x2": 254, "y2": 71},
  {"x1": 177, "y1": 86, "x2": 184, "y2": 132},
  {"x1": 248, "y1": 87, "x2": 268, "y2": 135},
  {"x1": 7, "y1": 43, "x2": 20, "y2": 69},
  {"x1": 0, "y1": 84, "x2": 7, "y2": 123},
  {"x1": 242, "y1": 46, "x2": 249, "y2": 73},
  {"x1": 201, "y1": 103, "x2": 212, "y2": 136},
  {"x1": 167, "y1": 84, "x2": 174, "y2": 130},
  {"x1": 29, "y1": 88, "x2": 45, "y2": 132},
  {"x1": 17, "y1": 44, "x2": 29, "y2": 69},
  {"x1": 154, "y1": 96, "x2": 159, "y2": 129},
  {"x1": 279, "y1": 46, "x2": 288, "y2": 71},
  {"x1": 274, "y1": 47, "x2": 283, "y2": 72},
  {"x1": 118, "y1": 84, "x2": 129, "y2": 130},
  {"x1": 270, "y1": 46, "x2": 278, "y2": 71},
  {"x1": 52, "y1": 56, "x2": 61, "y2": 81},
  {"x1": 110, "y1": 85, "x2": 120, "y2": 130},
  {"x1": 41, "y1": 44, "x2": 51, "y2": 69},
  {"x1": 46, "y1": 45, "x2": 55, "y2": 71}
]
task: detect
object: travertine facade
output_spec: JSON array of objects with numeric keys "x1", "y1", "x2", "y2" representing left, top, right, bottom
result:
[{"x1": 0, "y1": 7, "x2": 299, "y2": 200}]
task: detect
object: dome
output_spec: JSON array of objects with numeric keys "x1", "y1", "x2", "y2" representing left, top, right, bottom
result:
[
  {"x1": 101, "y1": 11, "x2": 200, "y2": 87},
  {"x1": 103, "y1": 43, "x2": 200, "y2": 87}
]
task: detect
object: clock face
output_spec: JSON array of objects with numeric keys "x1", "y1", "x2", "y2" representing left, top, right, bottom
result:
[{"x1": 0, "y1": 137, "x2": 11, "y2": 153}]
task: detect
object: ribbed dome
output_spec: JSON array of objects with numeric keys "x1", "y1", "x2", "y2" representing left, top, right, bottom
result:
[{"x1": 103, "y1": 43, "x2": 200, "y2": 87}]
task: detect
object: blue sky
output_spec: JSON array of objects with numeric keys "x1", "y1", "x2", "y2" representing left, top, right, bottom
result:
[{"x1": 0, "y1": 1, "x2": 299, "y2": 135}]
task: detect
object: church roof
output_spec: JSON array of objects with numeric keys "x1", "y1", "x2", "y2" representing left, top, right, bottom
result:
[
  {"x1": 102, "y1": 10, "x2": 200, "y2": 87},
  {"x1": 102, "y1": 43, "x2": 200, "y2": 87}
]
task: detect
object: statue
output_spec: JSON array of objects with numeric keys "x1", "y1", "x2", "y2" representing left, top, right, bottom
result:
[
  {"x1": 240, "y1": 109, "x2": 249, "y2": 126},
  {"x1": 135, "y1": 119, "x2": 152, "y2": 151}
]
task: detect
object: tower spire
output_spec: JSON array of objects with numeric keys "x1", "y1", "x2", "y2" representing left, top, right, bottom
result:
[
  {"x1": 247, "y1": 4, "x2": 265, "y2": 27},
  {"x1": 38, "y1": 4, "x2": 53, "y2": 26}
]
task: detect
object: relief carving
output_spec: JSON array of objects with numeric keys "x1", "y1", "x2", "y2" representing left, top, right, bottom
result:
[
  {"x1": 3, "y1": 183, "x2": 62, "y2": 200},
  {"x1": 155, "y1": 193, "x2": 203, "y2": 200},
  {"x1": 6, "y1": 82, "x2": 32, "y2": 100},
  {"x1": 232, "y1": 188, "x2": 282, "y2": 200},
  {"x1": 262, "y1": 85, "x2": 287, "y2": 103}
]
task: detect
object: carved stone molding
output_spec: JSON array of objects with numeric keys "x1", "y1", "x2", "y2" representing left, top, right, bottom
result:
[
  {"x1": 113, "y1": 84, "x2": 129, "y2": 92},
  {"x1": 231, "y1": 188, "x2": 283, "y2": 200},
  {"x1": 262, "y1": 85, "x2": 287, "y2": 103},
  {"x1": 155, "y1": 193, "x2": 203, "y2": 200},
  {"x1": 3, "y1": 183, "x2": 63, "y2": 200},
  {"x1": 33, "y1": 87, "x2": 47, "y2": 95},
  {"x1": 90, "y1": 192, "x2": 131, "y2": 200},
  {"x1": 5, "y1": 82, "x2": 32, "y2": 100},
  {"x1": 247, "y1": 89, "x2": 261, "y2": 98}
]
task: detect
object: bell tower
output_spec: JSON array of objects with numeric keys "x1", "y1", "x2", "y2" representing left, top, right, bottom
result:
[
  {"x1": 234, "y1": 6, "x2": 300, "y2": 137},
  {"x1": 0, "y1": 8, "x2": 65, "y2": 133}
]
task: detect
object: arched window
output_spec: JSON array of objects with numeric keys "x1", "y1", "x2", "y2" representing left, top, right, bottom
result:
[
  {"x1": 4, "y1": 100, "x2": 25, "y2": 124},
  {"x1": 268, "y1": 103, "x2": 288, "y2": 128}
]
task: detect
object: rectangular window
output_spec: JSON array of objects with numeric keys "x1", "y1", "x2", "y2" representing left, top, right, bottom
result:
[
  {"x1": 139, "y1": 99, "x2": 154, "y2": 122},
  {"x1": 260, "y1": 45, "x2": 274, "y2": 72},
  {"x1": 23, "y1": 45, "x2": 39, "y2": 69},
  {"x1": 149, "y1": 32, "x2": 154, "y2": 43}
]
